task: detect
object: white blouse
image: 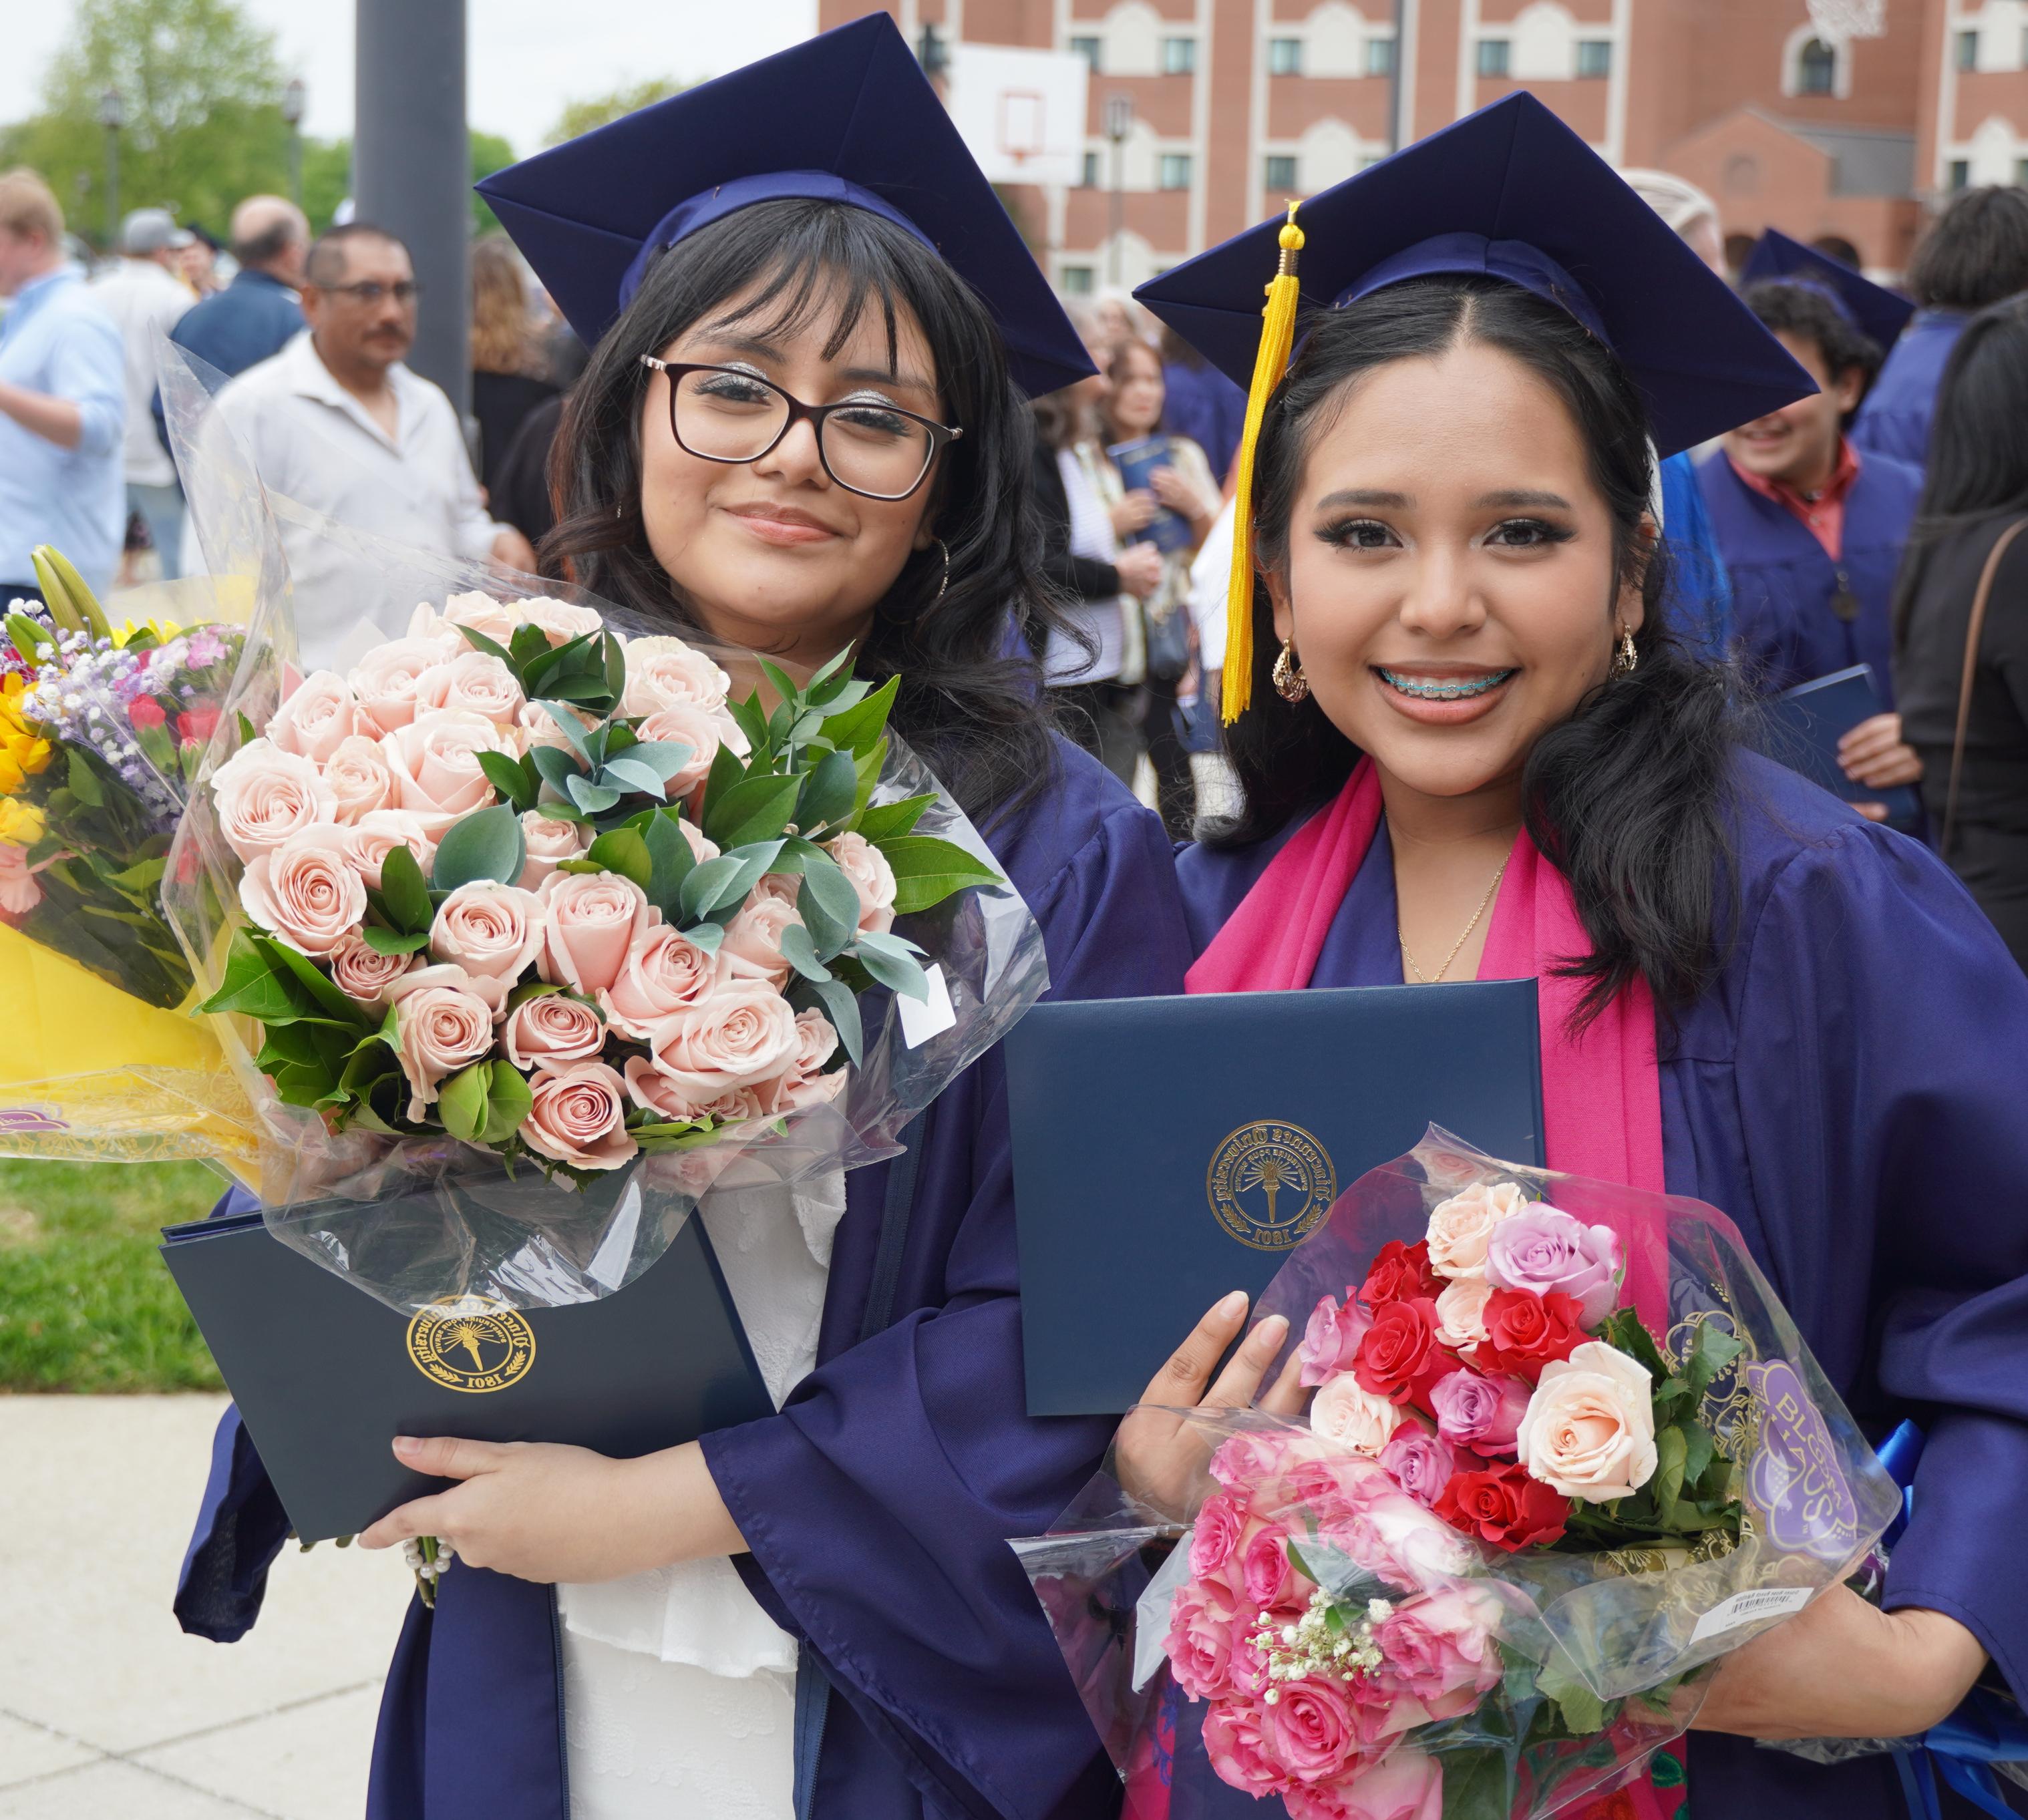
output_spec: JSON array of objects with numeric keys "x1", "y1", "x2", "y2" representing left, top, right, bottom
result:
[{"x1": 556, "y1": 1174, "x2": 847, "y2": 1819}]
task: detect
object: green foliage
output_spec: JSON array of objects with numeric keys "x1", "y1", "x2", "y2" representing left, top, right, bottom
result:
[
  {"x1": 0, "y1": 1159, "x2": 222, "y2": 1392},
  {"x1": 544, "y1": 78, "x2": 685, "y2": 149}
]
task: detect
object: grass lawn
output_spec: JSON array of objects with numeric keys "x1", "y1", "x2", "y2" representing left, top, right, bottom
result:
[{"x1": 0, "y1": 1159, "x2": 224, "y2": 1391}]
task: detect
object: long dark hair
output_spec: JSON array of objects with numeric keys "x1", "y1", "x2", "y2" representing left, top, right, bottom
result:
[
  {"x1": 1209, "y1": 279, "x2": 1739, "y2": 1027},
  {"x1": 1892, "y1": 294, "x2": 2028, "y2": 643},
  {"x1": 1907, "y1": 186, "x2": 2028, "y2": 312},
  {"x1": 541, "y1": 197, "x2": 1064, "y2": 825}
]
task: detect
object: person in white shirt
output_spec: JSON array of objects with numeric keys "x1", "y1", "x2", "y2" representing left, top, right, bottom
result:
[
  {"x1": 198, "y1": 222, "x2": 536, "y2": 667},
  {"x1": 91, "y1": 206, "x2": 194, "y2": 579}
]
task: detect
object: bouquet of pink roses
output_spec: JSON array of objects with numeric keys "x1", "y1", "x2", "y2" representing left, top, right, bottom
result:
[{"x1": 1011, "y1": 1129, "x2": 1902, "y2": 1820}]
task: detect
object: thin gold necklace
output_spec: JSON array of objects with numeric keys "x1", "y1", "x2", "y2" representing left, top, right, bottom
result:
[{"x1": 1400, "y1": 856, "x2": 1510, "y2": 984}]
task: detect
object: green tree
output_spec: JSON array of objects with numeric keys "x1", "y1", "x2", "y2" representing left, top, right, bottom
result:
[
  {"x1": 0, "y1": 0, "x2": 295, "y2": 246},
  {"x1": 544, "y1": 78, "x2": 683, "y2": 148},
  {"x1": 470, "y1": 130, "x2": 514, "y2": 233}
]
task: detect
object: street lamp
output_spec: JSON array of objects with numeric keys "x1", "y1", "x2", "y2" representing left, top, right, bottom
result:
[
  {"x1": 281, "y1": 77, "x2": 307, "y2": 208},
  {"x1": 916, "y1": 23, "x2": 949, "y2": 83},
  {"x1": 1104, "y1": 94, "x2": 1133, "y2": 287},
  {"x1": 97, "y1": 86, "x2": 124, "y2": 250}
]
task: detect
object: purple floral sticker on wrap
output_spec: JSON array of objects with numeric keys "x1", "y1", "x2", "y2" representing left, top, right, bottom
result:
[
  {"x1": 1745, "y1": 1359, "x2": 1862, "y2": 1562},
  {"x1": 0, "y1": 1107, "x2": 67, "y2": 1134}
]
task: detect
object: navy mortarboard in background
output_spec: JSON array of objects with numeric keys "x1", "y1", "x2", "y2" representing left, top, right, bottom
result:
[
  {"x1": 1135, "y1": 92, "x2": 1817, "y2": 461},
  {"x1": 476, "y1": 13, "x2": 1092, "y2": 400},
  {"x1": 1740, "y1": 227, "x2": 1918, "y2": 356}
]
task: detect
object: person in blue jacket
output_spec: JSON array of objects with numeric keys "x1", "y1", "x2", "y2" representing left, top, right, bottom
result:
[
  {"x1": 174, "y1": 20, "x2": 1192, "y2": 1820},
  {"x1": 1699, "y1": 278, "x2": 1926, "y2": 816},
  {"x1": 1118, "y1": 93, "x2": 2028, "y2": 1820},
  {"x1": 1854, "y1": 184, "x2": 2028, "y2": 469}
]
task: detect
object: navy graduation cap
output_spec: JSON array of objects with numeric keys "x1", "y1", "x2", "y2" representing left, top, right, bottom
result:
[
  {"x1": 1134, "y1": 92, "x2": 1817, "y2": 718},
  {"x1": 1740, "y1": 227, "x2": 1917, "y2": 354},
  {"x1": 476, "y1": 13, "x2": 1091, "y2": 399}
]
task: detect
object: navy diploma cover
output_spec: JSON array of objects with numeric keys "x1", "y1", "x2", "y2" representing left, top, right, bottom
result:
[
  {"x1": 161, "y1": 1209, "x2": 772, "y2": 1541},
  {"x1": 1007, "y1": 980, "x2": 1544, "y2": 1415}
]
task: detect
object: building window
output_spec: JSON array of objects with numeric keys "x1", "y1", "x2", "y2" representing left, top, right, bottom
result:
[
  {"x1": 1576, "y1": 39, "x2": 1611, "y2": 79},
  {"x1": 1162, "y1": 36, "x2": 1197, "y2": 75},
  {"x1": 1061, "y1": 265, "x2": 1095, "y2": 295},
  {"x1": 2017, "y1": 157, "x2": 2028, "y2": 188},
  {"x1": 1477, "y1": 39, "x2": 1511, "y2": 78},
  {"x1": 1949, "y1": 158, "x2": 1972, "y2": 190},
  {"x1": 1797, "y1": 37, "x2": 1836, "y2": 94},
  {"x1": 1365, "y1": 37, "x2": 1396, "y2": 77},
  {"x1": 1069, "y1": 35, "x2": 1102, "y2": 73},
  {"x1": 1956, "y1": 29, "x2": 1979, "y2": 71},
  {"x1": 1269, "y1": 37, "x2": 1304, "y2": 76},
  {"x1": 1264, "y1": 154, "x2": 1298, "y2": 192},
  {"x1": 1079, "y1": 150, "x2": 1101, "y2": 188},
  {"x1": 1159, "y1": 153, "x2": 1193, "y2": 190}
]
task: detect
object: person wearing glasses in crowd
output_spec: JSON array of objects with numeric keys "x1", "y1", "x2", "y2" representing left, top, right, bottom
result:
[
  {"x1": 193, "y1": 221, "x2": 536, "y2": 667},
  {"x1": 175, "y1": 19, "x2": 1188, "y2": 1820}
]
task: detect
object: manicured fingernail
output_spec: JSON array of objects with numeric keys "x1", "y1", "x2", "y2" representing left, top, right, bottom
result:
[
  {"x1": 1254, "y1": 1314, "x2": 1289, "y2": 1346},
  {"x1": 393, "y1": 1435, "x2": 421, "y2": 1457},
  {"x1": 1216, "y1": 1290, "x2": 1248, "y2": 1319}
]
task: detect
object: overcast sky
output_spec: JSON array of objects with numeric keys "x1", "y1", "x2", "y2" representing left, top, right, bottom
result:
[{"x1": 1, "y1": 0, "x2": 822, "y2": 155}]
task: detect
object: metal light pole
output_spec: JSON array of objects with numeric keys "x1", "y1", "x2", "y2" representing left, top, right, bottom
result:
[
  {"x1": 281, "y1": 78, "x2": 307, "y2": 209},
  {"x1": 1104, "y1": 93, "x2": 1133, "y2": 288},
  {"x1": 355, "y1": 0, "x2": 470, "y2": 410},
  {"x1": 98, "y1": 87, "x2": 123, "y2": 250}
]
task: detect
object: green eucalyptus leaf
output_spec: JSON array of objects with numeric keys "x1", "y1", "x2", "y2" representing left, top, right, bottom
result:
[
  {"x1": 851, "y1": 737, "x2": 886, "y2": 822},
  {"x1": 776, "y1": 920, "x2": 832, "y2": 984},
  {"x1": 805, "y1": 643, "x2": 855, "y2": 691},
  {"x1": 536, "y1": 701, "x2": 595, "y2": 758},
  {"x1": 876, "y1": 835, "x2": 1005, "y2": 915},
  {"x1": 710, "y1": 839, "x2": 786, "y2": 913},
  {"x1": 359, "y1": 925, "x2": 431, "y2": 956},
  {"x1": 685, "y1": 920, "x2": 723, "y2": 956},
  {"x1": 565, "y1": 773, "x2": 623, "y2": 815},
  {"x1": 704, "y1": 771, "x2": 801, "y2": 849},
  {"x1": 532, "y1": 799, "x2": 589, "y2": 824},
  {"x1": 1651, "y1": 1424, "x2": 1689, "y2": 1519},
  {"x1": 436, "y1": 1063, "x2": 492, "y2": 1144},
  {"x1": 253, "y1": 934, "x2": 373, "y2": 1029},
  {"x1": 850, "y1": 935, "x2": 930, "y2": 1003},
  {"x1": 756, "y1": 656, "x2": 800, "y2": 707},
  {"x1": 621, "y1": 741, "x2": 695, "y2": 784},
  {"x1": 477, "y1": 749, "x2": 536, "y2": 812},
  {"x1": 678, "y1": 855, "x2": 745, "y2": 925},
  {"x1": 601, "y1": 629, "x2": 627, "y2": 702},
  {"x1": 795, "y1": 747, "x2": 860, "y2": 836},
  {"x1": 432, "y1": 803, "x2": 529, "y2": 891},
  {"x1": 547, "y1": 673, "x2": 617, "y2": 705},
  {"x1": 796, "y1": 852, "x2": 861, "y2": 959},
  {"x1": 854, "y1": 792, "x2": 935, "y2": 842},
  {"x1": 508, "y1": 622, "x2": 551, "y2": 667},
  {"x1": 793, "y1": 976, "x2": 862, "y2": 1068},
  {"x1": 586, "y1": 828, "x2": 654, "y2": 890},
  {"x1": 529, "y1": 744, "x2": 583, "y2": 795},
  {"x1": 600, "y1": 757, "x2": 669, "y2": 800},
  {"x1": 197, "y1": 934, "x2": 305, "y2": 1021}
]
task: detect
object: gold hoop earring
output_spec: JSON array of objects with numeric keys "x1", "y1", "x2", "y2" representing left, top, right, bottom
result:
[
  {"x1": 933, "y1": 538, "x2": 950, "y2": 605},
  {"x1": 1613, "y1": 625, "x2": 1639, "y2": 677},
  {"x1": 1273, "y1": 638, "x2": 1309, "y2": 703}
]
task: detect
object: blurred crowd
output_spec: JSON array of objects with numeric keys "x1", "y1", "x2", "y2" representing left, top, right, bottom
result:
[{"x1": 7, "y1": 154, "x2": 2028, "y2": 955}]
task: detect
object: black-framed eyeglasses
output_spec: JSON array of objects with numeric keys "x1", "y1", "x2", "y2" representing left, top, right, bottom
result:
[
  {"x1": 319, "y1": 280, "x2": 421, "y2": 305},
  {"x1": 638, "y1": 357, "x2": 961, "y2": 502}
]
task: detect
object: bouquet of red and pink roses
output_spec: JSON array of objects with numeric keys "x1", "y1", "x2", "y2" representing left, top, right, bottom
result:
[{"x1": 1012, "y1": 1129, "x2": 1902, "y2": 1820}]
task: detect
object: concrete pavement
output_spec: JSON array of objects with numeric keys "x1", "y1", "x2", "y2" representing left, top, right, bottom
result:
[{"x1": 0, "y1": 1396, "x2": 414, "y2": 1819}]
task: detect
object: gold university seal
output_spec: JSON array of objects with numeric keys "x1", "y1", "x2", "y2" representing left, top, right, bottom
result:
[
  {"x1": 405, "y1": 1296, "x2": 536, "y2": 1394},
  {"x1": 1206, "y1": 1120, "x2": 1337, "y2": 1251}
]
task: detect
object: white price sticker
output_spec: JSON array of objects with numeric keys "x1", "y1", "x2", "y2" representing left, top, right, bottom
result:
[
  {"x1": 1688, "y1": 1585, "x2": 1812, "y2": 1646},
  {"x1": 896, "y1": 963, "x2": 958, "y2": 1049}
]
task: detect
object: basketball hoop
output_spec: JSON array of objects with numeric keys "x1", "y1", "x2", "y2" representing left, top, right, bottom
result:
[
  {"x1": 1807, "y1": 0, "x2": 1886, "y2": 41},
  {"x1": 998, "y1": 92, "x2": 1046, "y2": 168}
]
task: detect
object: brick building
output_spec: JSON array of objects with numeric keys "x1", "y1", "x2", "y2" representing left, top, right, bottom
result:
[{"x1": 816, "y1": 0, "x2": 2028, "y2": 289}]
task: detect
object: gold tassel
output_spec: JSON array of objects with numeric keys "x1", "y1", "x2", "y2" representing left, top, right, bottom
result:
[{"x1": 1222, "y1": 202, "x2": 1305, "y2": 723}]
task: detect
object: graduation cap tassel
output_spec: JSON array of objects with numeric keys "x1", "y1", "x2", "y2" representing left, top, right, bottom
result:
[{"x1": 1222, "y1": 202, "x2": 1305, "y2": 724}]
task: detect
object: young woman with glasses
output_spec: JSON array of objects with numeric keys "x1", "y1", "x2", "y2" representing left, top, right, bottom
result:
[{"x1": 176, "y1": 21, "x2": 1190, "y2": 1820}]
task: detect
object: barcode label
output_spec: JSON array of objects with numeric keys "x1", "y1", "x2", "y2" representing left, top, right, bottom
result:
[{"x1": 1689, "y1": 1585, "x2": 1813, "y2": 1645}]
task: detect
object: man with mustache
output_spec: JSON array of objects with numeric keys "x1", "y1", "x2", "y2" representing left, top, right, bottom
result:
[{"x1": 196, "y1": 223, "x2": 538, "y2": 667}]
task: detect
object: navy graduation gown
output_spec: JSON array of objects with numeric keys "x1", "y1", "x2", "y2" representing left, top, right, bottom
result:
[
  {"x1": 178, "y1": 735, "x2": 1190, "y2": 1820},
  {"x1": 1852, "y1": 309, "x2": 1969, "y2": 470},
  {"x1": 1172, "y1": 753, "x2": 2028, "y2": 1820},
  {"x1": 1697, "y1": 447, "x2": 1922, "y2": 701}
]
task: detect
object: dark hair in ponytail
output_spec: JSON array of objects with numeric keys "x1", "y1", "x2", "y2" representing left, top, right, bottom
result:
[
  {"x1": 1208, "y1": 278, "x2": 1741, "y2": 1028},
  {"x1": 541, "y1": 196, "x2": 1066, "y2": 828}
]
